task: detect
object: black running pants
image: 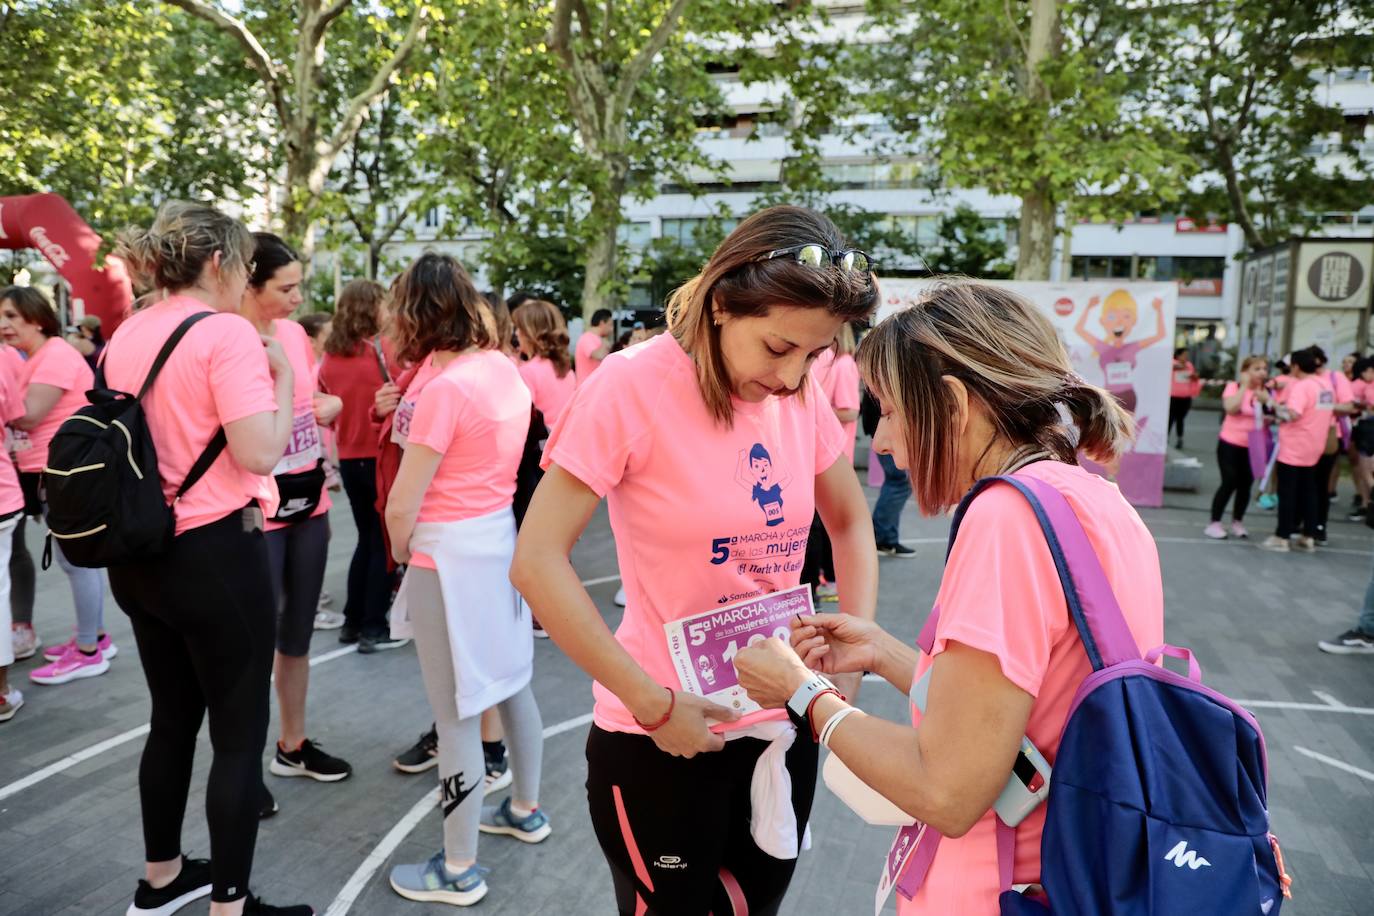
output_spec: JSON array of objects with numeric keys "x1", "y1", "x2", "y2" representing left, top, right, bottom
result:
[
  {"x1": 1211, "y1": 440, "x2": 1254, "y2": 523},
  {"x1": 108, "y1": 507, "x2": 275, "y2": 904},
  {"x1": 339, "y1": 458, "x2": 391, "y2": 638},
  {"x1": 586, "y1": 725, "x2": 817, "y2": 916},
  {"x1": 1275, "y1": 461, "x2": 1321, "y2": 540}
]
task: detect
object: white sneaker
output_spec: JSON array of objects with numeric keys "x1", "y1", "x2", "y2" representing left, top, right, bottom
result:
[
  {"x1": 314, "y1": 610, "x2": 345, "y2": 630},
  {"x1": 0, "y1": 688, "x2": 22, "y2": 722},
  {"x1": 1203, "y1": 522, "x2": 1227, "y2": 540},
  {"x1": 1259, "y1": 536, "x2": 1290, "y2": 553},
  {"x1": 613, "y1": 587, "x2": 627, "y2": 607}
]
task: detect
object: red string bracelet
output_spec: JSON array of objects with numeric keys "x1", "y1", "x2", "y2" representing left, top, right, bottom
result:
[{"x1": 633, "y1": 687, "x2": 676, "y2": 731}]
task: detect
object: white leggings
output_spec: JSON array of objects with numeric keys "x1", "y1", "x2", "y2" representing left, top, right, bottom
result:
[{"x1": 406, "y1": 566, "x2": 544, "y2": 862}]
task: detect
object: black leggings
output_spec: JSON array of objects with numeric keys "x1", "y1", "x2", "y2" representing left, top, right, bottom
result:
[
  {"x1": 1314, "y1": 451, "x2": 1339, "y2": 537},
  {"x1": 586, "y1": 726, "x2": 818, "y2": 916},
  {"x1": 1168, "y1": 397, "x2": 1192, "y2": 442},
  {"x1": 107, "y1": 507, "x2": 274, "y2": 904},
  {"x1": 1211, "y1": 440, "x2": 1254, "y2": 523},
  {"x1": 800, "y1": 511, "x2": 834, "y2": 594},
  {"x1": 265, "y1": 513, "x2": 330, "y2": 657},
  {"x1": 339, "y1": 458, "x2": 391, "y2": 638},
  {"x1": 1275, "y1": 462, "x2": 1321, "y2": 539},
  {"x1": 8, "y1": 514, "x2": 34, "y2": 626}
]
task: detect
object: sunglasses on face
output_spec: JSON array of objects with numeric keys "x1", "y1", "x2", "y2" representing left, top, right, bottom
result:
[{"x1": 758, "y1": 244, "x2": 875, "y2": 274}]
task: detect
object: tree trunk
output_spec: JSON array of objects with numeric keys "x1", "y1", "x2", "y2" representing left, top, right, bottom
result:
[
  {"x1": 1216, "y1": 138, "x2": 1264, "y2": 250},
  {"x1": 368, "y1": 240, "x2": 382, "y2": 280},
  {"x1": 1016, "y1": 0, "x2": 1059, "y2": 281},
  {"x1": 580, "y1": 166, "x2": 628, "y2": 322}
]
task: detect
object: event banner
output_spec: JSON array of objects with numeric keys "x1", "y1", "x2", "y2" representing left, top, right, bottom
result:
[
  {"x1": 876, "y1": 280, "x2": 1178, "y2": 507},
  {"x1": 664, "y1": 585, "x2": 814, "y2": 717}
]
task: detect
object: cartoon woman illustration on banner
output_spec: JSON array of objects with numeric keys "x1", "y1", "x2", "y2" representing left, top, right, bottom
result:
[
  {"x1": 735, "y1": 442, "x2": 791, "y2": 527},
  {"x1": 1075, "y1": 289, "x2": 1167, "y2": 415}
]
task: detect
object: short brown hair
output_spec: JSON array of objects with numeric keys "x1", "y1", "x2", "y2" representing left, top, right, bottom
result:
[
  {"x1": 512, "y1": 299, "x2": 571, "y2": 378},
  {"x1": 667, "y1": 205, "x2": 878, "y2": 426},
  {"x1": 858, "y1": 279, "x2": 1134, "y2": 515},
  {"x1": 326, "y1": 278, "x2": 386, "y2": 356},
  {"x1": 388, "y1": 252, "x2": 492, "y2": 365},
  {"x1": 0, "y1": 286, "x2": 60, "y2": 338},
  {"x1": 1239, "y1": 354, "x2": 1268, "y2": 373}
]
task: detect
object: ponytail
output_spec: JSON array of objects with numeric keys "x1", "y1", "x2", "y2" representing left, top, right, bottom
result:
[{"x1": 1057, "y1": 378, "x2": 1136, "y2": 466}]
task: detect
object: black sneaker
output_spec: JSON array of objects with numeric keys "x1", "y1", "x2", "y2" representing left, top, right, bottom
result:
[
  {"x1": 1318, "y1": 629, "x2": 1374, "y2": 655},
  {"x1": 338, "y1": 625, "x2": 360, "y2": 645},
  {"x1": 128, "y1": 854, "x2": 212, "y2": 915},
  {"x1": 357, "y1": 634, "x2": 410, "y2": 654},
  {"x1": 1349, "y1": 506, "x2": 1366, "y2": 522},
  {"x1": 877, "y1": 542, "x2": 916, "y2": 558},
  {"x1": 269, "y1": 739, "x2": 352, "y2": 783},
  {"x1": 243, "y1": 891, "x2": 314, "y2": 915},
  {"x1": 260, "y1": 785, "x2": 279, "y2": 819},
  {"x1": 393, "y1": 727, "x2": 439, "y2": 774}
]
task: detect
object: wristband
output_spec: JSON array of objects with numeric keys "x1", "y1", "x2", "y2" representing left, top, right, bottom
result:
[
  {"x1": 804, "y1": 688, "x2": 845, "y2": 743},
  {"x1": 819, "y1": 705, "x2": 861, "y2": 748},
  {"x1": 632, "y1": 687, "x2": 675, "y2": 732}
]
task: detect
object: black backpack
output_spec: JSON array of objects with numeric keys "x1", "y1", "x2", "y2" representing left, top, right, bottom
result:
[{"x1": 42, "y1": 311, "x2": 227, "y2": 568}]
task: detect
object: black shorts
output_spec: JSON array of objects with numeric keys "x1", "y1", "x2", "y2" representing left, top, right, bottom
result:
[{"x1": 585, "y1": 725, "x2": 818, "y2": 916}]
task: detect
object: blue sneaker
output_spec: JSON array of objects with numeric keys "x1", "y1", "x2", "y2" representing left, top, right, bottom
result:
[
  {"x1": 479, "y1": 797, "x2": 552, "y2": 843},
  {"x1": 389, "y1": 852, "x2": 489, "y2": 906},
  {"x1": 1258, "y1": 493, "x2": 1277, "y2": 511}
]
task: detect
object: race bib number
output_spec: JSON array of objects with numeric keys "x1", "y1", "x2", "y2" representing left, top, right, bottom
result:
[
  {"x1": 391, "y1": 397, "x2": 417, "y2": 446},
  {"x1": 875, "y1": 821, "x2": 937, "y2": 915},
  {"x1": 1318, "y1": 389, "x2": 1335, "y2": 410},
  {"x1": 1105, "y1": 361, "x2": 1133, "y2": 387},
  {"x1": 1174, "y1": 370, "x2": 1193, "y2": 384},
  {"x1": 663, "y1": 585, "x2": 814, "y2": 716},
  {"x1": 272, "y1": 410, "x2": 322, "y2": 475},
  {"x1": 6, "y1": 427, "x2": 31, "y2": 453}
]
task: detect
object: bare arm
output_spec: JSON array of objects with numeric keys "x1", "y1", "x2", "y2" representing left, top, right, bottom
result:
[
  {"x1": 1136, "y1": 298, "x2": 1169, "y2": 350},
  {"x1": 384, "y1": 442, "x2": 444, "y2": 564},
  {"x1": 511, "y1": 464, "x2": 738, "y2": 756},
  {"x1": 593, "y1": 339, "x2": 612, "y2": 360},
  {"x1": 12, "y1": 383, "x2": 63, "y2": 430},
  {"x1": 313, "y1": 392, "x2": 344, "y2": 427},
  {"x1": 818, "y1": 642, "x2": 1031, "y2": 837},
  {"x1": 833, "y1": 406, "x2": 860, "y2": 423},
  {"x1": 814, "y1": 455, "x2": 878, "y2": 698},
  {"x1": 1074, "y1": 296, "x2": 1102, "y2": 349}
]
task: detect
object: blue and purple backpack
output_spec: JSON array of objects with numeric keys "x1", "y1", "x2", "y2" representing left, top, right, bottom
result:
[{"x1": 946, "y1": 474, "x2": 1292, "y2": 915}]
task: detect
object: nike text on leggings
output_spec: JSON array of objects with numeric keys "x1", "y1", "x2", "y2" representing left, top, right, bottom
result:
[
  {"x1": 108, "y1": 506, "x2": 274, "y2": 904},
  {"x1": 586, "y1": 725, "x2": 818, "y2": 916}
]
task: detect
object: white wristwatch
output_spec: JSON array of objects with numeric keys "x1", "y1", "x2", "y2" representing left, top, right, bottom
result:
[{"x1": 786, "y1": 673, "x2": 839, "y2": 736}]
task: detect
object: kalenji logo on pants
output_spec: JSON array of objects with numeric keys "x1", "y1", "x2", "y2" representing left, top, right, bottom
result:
[
  {"x1": 1163, "y1": 840, "x2": 1210, "y2": 870},
  {"x1": 654, "y1": 855, "x2": 687, "y2": 870}
]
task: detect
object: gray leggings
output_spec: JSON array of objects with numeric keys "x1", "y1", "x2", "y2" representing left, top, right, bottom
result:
[
  {"x1": 407, "y1": 566, "x2": 544, "y2": 863},
  {"x1": 10, "y1": 511, "x2": 106, "y2": 645}
]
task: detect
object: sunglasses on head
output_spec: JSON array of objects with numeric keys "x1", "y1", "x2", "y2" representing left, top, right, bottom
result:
[{"x1": 758, "y1": 244, "x2": 875, "y2": 274}]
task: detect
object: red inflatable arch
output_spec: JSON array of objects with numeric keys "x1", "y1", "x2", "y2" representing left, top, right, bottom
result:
[{"x1": 0, "y1": 193, "x2": 133, "y2": 331}]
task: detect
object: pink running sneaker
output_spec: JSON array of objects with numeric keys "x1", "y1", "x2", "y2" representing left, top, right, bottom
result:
[
  {"x1": 42, "y1": 633, "x2": 118, "y2": 663},
  {"x1": 1203, "y1": 521, "x2": 1227, "y2": 540},
  {"x1": 29, "y1": 645, "x2": 110, "y2": 685},
  {"x1": 1230, "y1": 521, "x2": 1249, "y2": 539}
]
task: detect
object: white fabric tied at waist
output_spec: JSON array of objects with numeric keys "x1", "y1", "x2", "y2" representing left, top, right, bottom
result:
[
  {"x1": 727, "y1": 719, "x2": 813, "y2": 860},
  {"x1": 390, "y1": 507, "x2": 533, "y2": 719}
]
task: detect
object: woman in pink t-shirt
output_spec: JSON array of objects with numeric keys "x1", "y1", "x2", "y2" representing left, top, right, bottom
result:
[
  {"x1": 106, "y1": 203, "x2": 309, "y2": 915},
  {"x1": 802, "y1": 322, "x2": 863, "y2": 601},
  {"x1": 0, "y1": 286, "x2": 113, "y2": 687},
  {"x1": 0, "y1": 338, "x2": 29, "y2": 722},
  {"x1": 1167, "y1": 347, "x2": 1201, "y2": 449},
  {"x1": 734, "y1": 280, "x2": 1163, "y2": 916},
  {"x1": 1205, "y1": 355, "x2": 1270, "y2": 540},
  {"x1": 512, "y1": 299, "x2": 576, "y2": 427},
  {"x1": 1262, "y1": 347, "x2": 1328, "y2": 552},
  {"x1": 240, "y1": 234, "x2": 353, "y2": 793},
  {"x1": 512, "y1": 206, "x2": 879, "y2": 915},
  {"x1": 382, "y1": 254, "x2": 549, "y2": 908}
]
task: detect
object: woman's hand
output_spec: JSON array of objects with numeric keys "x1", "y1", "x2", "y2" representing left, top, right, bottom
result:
[
  {"x1": 262, "y1": 335, "x2": 292, "y2": 380},
  {"x1": 374, "y1": 382, "x2": 401, "y2": 418},
  {"x1": 313, "y1": 393, "x2": 343, "y2": 427},
  {"x1": 790, "y1": 612, "x2": 885, "y2": 676},
  {"x1": 632, "y1": 690, "x2": 739, "y2": 758},
  {"x1": 391, "y1": 539, "x2": 410, "y2": 565},
  {"x1": 734, "y1": 637, "x2": 813, "y2": 710}
]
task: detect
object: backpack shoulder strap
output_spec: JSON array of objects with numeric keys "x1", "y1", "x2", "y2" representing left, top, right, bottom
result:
[
  {"x1": 946, "y1": 473, "x2": 1140, "y2": 671},
  {"x1": 173, "y1": 429, "x2": 227, "y2": 502},
  {"x1": 372, "y1": 336, "x2": 392, "y2": 384},
  {"x1": 136, "y1": 311, "x2": 219, "y2": 401}
]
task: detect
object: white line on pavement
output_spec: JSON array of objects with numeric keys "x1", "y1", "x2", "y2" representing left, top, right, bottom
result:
[
  {"x1": 1152, "y1": 535, "x2": 1371, "y2": 557},
  {"x1": 1293, "y1": 746, "x2": 1374, "y2": 783},
  {"x1": 323, "y1": 711, "x2": 596, "y2": 916},
  {"x1": 1311, "y1": 690, "x2": 1350, "y2": 709},
  {"x1": 1239, "y1": 700, "x2": 1374, "y2": 716},
  {"x1": 0, "y1": 576, "x2": 610, "y2": 804},
  {"x1": 580, "y1": 574, "x2": 622, "y2": 587}
]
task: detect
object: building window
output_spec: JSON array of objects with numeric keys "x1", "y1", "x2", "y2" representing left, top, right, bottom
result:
[
  {"x1": 660, "y1": 217, "x2": 737, "y2": 248},
  {"x1": 422, "y1": 207, "x2": 441, "y2": 230},
  {"x1": 617, "y1": 222, "x2": 652, "y2": 248}
]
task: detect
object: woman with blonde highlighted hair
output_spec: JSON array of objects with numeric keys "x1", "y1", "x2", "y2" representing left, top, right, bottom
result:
[
  {"x1": 733, "y1": 279, "x2": 1164, "y2": 915},
  {"x1": 512, "y1": 205, "x2": 879, "y2": 914}
]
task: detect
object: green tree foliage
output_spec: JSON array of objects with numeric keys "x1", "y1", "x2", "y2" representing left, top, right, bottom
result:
[
  {"x1": 1146, "y1": 0, "x2": 1374, "y2": 249},
  {"x1": 922, "y1": 205, "x2": 1014, "y2": 278}
]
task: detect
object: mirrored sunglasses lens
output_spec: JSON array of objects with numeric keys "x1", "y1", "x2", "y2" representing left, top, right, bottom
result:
[
  {"x1": 848, "y1": 252, "x2": 870, "y2": 272},
  {"x1": 798, "y1": 245, "x2": 826, "y2": 268}
]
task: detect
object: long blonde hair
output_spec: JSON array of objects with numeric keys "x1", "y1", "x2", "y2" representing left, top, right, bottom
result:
[
  {"x1": 858, "y1": 279, "x2": 1134, "y2": 514},
  {"x1": 667, "y1": 205, "x2": 878, "y2": 426}
]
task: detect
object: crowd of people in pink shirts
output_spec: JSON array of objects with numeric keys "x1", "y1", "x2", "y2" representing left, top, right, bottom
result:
[{"x1": 0, "y1": 195, "x2": 1345, "y2": 916}]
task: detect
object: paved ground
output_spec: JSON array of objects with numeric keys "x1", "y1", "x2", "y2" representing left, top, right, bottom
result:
[{"x1": 1, "y1": 408, "x2": 1372, "y2": 916}]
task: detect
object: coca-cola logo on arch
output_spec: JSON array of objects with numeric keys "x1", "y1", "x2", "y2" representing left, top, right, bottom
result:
[{"x1": 1307, "y1": 252, "x2": 1364, "y2": 302}]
